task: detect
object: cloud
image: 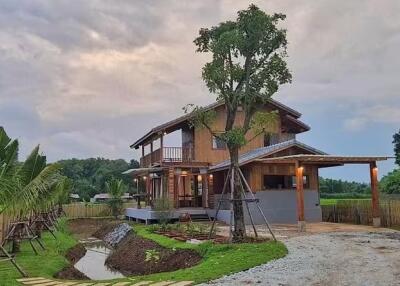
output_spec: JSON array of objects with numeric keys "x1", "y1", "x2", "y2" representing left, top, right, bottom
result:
[{"x1": 0, "y1": 0, "x2": 398, "y2": 183}]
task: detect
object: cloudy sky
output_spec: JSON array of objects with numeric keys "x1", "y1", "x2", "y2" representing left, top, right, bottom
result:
[{"x1": 0, "y1": 0, "x2": 399, "y2": 182}]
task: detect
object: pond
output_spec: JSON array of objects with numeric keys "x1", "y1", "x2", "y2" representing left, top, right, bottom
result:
[{"x1": 74, "y1": 239, "x2": 125, "y2": 280}]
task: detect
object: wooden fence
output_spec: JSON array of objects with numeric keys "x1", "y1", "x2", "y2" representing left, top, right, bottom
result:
[
  {"x1": 322, "y1": 199, "x2": 400, "y2": 227},
  {"x1": 0, "y1": 202, "x2": 135, "y2": 244}
]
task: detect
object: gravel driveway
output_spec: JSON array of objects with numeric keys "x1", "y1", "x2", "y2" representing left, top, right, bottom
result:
[{"x1": 201, "y1": 231, "x2": 400, "y2": 286}]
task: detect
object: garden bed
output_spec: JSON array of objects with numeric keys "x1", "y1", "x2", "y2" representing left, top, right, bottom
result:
[{"x1": 106, "y1": 234, "x2": 202, "y2": 275}]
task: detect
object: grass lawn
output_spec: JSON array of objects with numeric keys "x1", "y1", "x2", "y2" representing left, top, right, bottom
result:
[
  {"x1": 1, "y1": 220, "x2": 287, "y2": 285},
  {"x1": 0, "y1": 219, "x2": 77, "y2": 286},
  {"x1": 320, "y1": 198, "x2": 371, "y2": 206}
]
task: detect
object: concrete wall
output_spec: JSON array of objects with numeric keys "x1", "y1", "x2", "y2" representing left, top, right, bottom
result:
[{"x1": 211, "y1": 189, "x2": 322, "y2": 224}]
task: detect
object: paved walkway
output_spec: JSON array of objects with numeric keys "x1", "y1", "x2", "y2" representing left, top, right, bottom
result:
[{"x1": 17, "y1": 278, "x2": 193, "y2": 286}]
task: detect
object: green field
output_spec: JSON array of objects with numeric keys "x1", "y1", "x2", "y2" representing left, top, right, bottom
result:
[
  {"x1": 320, "y1": 198, "x2": 371, "y2": 206},
  {"x1": 0, "y1": 220, "x2": 287, "y2": 285}
]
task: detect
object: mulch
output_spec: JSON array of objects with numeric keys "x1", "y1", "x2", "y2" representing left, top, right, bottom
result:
[{"x1": 105, "y1": 234, "x2": 202, "y2": 276}]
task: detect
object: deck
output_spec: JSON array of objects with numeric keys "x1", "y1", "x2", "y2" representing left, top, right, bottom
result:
[{"x1": 125, "y1": 207, "x2": 210, "y2": 224}]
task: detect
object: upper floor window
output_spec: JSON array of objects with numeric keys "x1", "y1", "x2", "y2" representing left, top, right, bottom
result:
[{"x1": 212, "y1": 134, "x2": 226, "y2": 149}]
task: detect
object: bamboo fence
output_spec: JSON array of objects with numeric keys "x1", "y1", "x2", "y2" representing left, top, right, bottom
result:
[
  {"x1": 0, "y1": 202, "x2": 135, "y2": 244},
  {"x1": 322, "y1": 199, "x2": 400, "y2": 227}
]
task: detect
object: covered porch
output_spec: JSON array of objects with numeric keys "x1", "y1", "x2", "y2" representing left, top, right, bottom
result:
[{"x1": 257, "y1": 155, "x2": 392, "y2": 230}]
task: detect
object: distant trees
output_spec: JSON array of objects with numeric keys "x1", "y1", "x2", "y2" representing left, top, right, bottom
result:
[
  {"x1": 319, "y1": 177, "x2": 370, "y2": 198},
  {"x1": 393, "y1": 129, "x2": 400, "y2": 166},
  {"x1": 58, "y1": 158, "x2": 139, "y2": 201}
]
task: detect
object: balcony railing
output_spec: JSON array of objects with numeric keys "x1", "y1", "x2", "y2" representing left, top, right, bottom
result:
[{"x1": 140, "y1": 147, "x2": 194, "y2": 167}]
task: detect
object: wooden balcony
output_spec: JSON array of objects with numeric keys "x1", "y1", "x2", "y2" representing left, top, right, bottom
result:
[{"x1": 140, "y1": 147, "x2": 194, "y2": 167}]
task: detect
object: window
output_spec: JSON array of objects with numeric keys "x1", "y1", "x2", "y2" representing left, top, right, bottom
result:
[
  {"x1": 212, "y1": 135, "x2": 226, "y2": 149},
  {"x1": 263, "y1": 175, "x2": 309, "y2": 190}
]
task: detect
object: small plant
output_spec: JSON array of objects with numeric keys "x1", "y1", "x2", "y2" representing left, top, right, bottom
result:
[
  {"x1": 145, "y1": 249, "x2": 160, "y2": 273},
  {"x1": 185, "y1": 222, "x2": 198, "y2": 238},
  {"x1": 153, "y1": 197, "x2": 173, "y2": 226},
  {"x1": 105, "y1": 177, "x2": 126, "y2": 218}
]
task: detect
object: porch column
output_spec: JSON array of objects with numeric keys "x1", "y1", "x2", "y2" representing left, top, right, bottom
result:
[
  {"x1": 203, "y1": 174, "x2": 209, "y2": 208},
  {"x1": 168, "y1": 167, "x2": 175, "y2": 208},
  {"x1": 296, "y1": 161, "x2": 306, "y2": 231},
  {"x1": 160, "y1": 134, "x2": 164, "y2": 163},
  {"x1": 370, "y1": 162, "x2": 381, "y2": 227}
]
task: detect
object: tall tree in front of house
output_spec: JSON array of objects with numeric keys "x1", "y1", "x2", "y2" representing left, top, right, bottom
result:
[
  {"x1": 189, "y1": 5, "x2": 291, "y2": 241},
  {"x1": 393, "y1": 129, "x2": 400, "y2": 166}
]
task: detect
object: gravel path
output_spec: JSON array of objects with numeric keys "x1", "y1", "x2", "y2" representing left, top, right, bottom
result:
[{"x1": 201, "y1": 231, "x2": 400, "y2": 286}]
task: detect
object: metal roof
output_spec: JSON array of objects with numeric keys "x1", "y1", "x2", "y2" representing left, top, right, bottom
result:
[
  {"x1": 122, "y1": 167, "x2": 164, "y2": 175},
  {"x1": 130, "y1": 98, "x2": 306, "y2": 149},
  {"x1": 257, "y1": 155, "x2": 394, "y2": 164},
  {"x1": 209, "y1": 139, "x2": 327, "y2": 171}
]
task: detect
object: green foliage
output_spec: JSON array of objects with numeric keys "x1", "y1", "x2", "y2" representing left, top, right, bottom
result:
[
  {"x1": 58, "y1": 158, "x2": 139, "y2": 201},
  {"x1": 194, "y1": 4, "x2": 291, "y2": 106},
  {"x1": 132, "y1": 224, "x2": 287, "y2": 284},
  {"x1": 250, "y1": 111, "x2": 279, "y2": 135},
  {"x1": 380, "y1": 169, "x2": 400, "y2": 194},
  {"x1": 145, "y1": 249, "x2": 161, "y2": 263},
  {"x1": 105, "y1": 177, "x2": 126, "y2": 218},
  {"x1": 319, "y1": 177, "x2": 371, "y2": 195},
  {"x1": 153, "y1": 197, "x2": 174, "y2": 227},
  {"x1": 0, "y1": 127, "x2": 65, "y2": 217},
  {"x1": 0, "y1": 218, "x2": 77, "y2": 286},
  {"x1": 393, "y1": 129, "x2": 400, "y2": 166}
]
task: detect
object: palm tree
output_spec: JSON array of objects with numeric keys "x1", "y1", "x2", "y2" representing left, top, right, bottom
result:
[
  {"x1": 0, "y1": 127, "x2": 63, "y2": 252},
  {"x1": 106, "y1": 178, "x2": 126, "y2": 218}
]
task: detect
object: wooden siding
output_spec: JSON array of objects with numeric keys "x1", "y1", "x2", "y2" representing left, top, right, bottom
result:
[
  {"x1": 248, "y1": 163, "x2": 319, "y2": 192},
  {"x1": 194, "y1": 105, "x2": 282, "y2": 164}
]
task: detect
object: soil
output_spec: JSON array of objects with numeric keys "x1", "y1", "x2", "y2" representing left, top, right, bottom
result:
[
  {"x1": 105, "y1": 233, "x2": 202, "y2": 275},
  {"x1": 54, "y1": 266, "x2": 89, "y2": 280},
  {"x1": 54, "y1": 243, "x2": 88, "y2": 280},
  {"x1": 92, "y1": 220, "x2": 121, "y2": 240},
  {"x1": 65, "y1": 243, "x2": 87, "y2": 264},
  {"x1": 67, "y1": 218, "x2": 117, "y2": 240}
]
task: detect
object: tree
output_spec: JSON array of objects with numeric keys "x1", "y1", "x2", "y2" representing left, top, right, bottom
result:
[
  {"x1": 190, "y1": 5, "x2": 291, "y2": 241},
  {"x1": 106, "y1": 178, "x2": 126, "y2": 218},
  {"x1": 380, "y1": 169, "x2": 400, "y2": 194},
  {"x1": 393, "y1": 129, "x2": 400, "y2": 166},
  {"x1": 0, "y1": 127, "x2": 63, "y2": 253}
]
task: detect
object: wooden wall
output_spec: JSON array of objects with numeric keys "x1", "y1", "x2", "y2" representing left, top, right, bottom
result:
[
  {"x1": 194, "y1": 105, "x2": 281, "y2": 164},
  {"x1": 248, "y1": 163, "x2": 319, "y2": 192}
]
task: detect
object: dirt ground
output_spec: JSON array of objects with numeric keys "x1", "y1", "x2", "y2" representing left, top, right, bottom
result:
[
  {"x1": 67, "y1": 218, "x2": 118, "y2": 240},
  {"x1": 202, "y1": 223, "x2": 400, "y2": 286}
]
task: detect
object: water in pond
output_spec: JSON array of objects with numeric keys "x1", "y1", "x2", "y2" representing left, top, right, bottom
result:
[{"x1": 74, "y1": 239, "x2": 125, "y2": 280}]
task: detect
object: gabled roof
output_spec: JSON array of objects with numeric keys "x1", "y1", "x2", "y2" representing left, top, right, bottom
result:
[
  {"x1": 209, "y1": 139, "x2": 327, "y2": 171},
  {"x1": 130, "y1": 98, "x2": 307, "y2": 149}
]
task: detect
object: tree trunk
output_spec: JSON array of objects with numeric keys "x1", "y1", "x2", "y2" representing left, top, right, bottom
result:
[{"x1": 229, "y1": 147, "x2": 246, "y2": 242}]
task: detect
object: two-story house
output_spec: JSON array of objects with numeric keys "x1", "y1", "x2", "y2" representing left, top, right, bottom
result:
[{"x1": 125, "y1": 99, "x2": 389, "y2": 228}]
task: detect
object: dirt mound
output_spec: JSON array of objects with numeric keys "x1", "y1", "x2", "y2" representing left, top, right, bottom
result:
[
  {"x1": 65, "y1": 243, "x2": 87, "y2": 264},
  {"x1": 105, "y1": 234, "x2": 202, "y2": 275},
  {"x1": 54, "y1": 243, "x2": 88, "y2": 280},
  {"x1": 54, "y1": 265, "x2": 89, "y2": 280}
]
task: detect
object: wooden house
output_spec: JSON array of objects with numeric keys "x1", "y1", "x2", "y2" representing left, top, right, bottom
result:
[{"x1": 125, "y1": 99, "x2": 390, "y2": 228}]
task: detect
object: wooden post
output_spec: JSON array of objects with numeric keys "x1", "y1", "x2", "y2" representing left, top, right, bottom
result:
[
  {"x1": 296, "y1": 161, "x2": 306, "y2": 232},
  {"x1": 160, "y1": 134, "x2": 164, "y2": 164},
  {"x1": 141, "y1": 145, "x2": 145, "y2": 166},
  {"x1": 370, "y1": 161, "x2": 381, "y2": 227},
  {"x1": 168, "y1": 168, "x2": 175, "y2": 208},
  {"x1": 150, "y1": 140, "x2": 153, "y2": 164}
]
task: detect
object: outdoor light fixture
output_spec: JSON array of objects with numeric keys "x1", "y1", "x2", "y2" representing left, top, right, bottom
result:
[
  {"x1": 143, "y1": 176, "x2": 147, "y2": 180},
  {"x1": 209, "y1": 174, "x2": 213, "y2": 179},
  {"x1": 181, "y1": 171, "x2": 188, "y2": 177},
  {"x1": 197, "y1": 175, "x2": 202, "y2": 181}
]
